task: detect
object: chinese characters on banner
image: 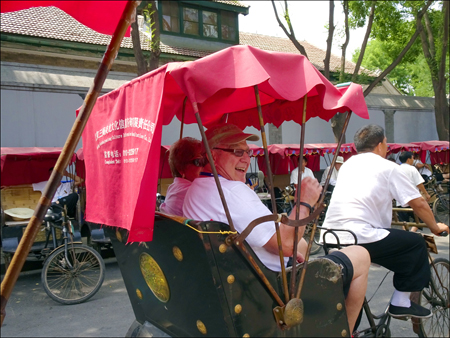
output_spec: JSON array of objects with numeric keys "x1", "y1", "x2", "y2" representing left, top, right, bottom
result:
[{"x1": 82, "y1": 66, "x2": 169, "y2": 242}]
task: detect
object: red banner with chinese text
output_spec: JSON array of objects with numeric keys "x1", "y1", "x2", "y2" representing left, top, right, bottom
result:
[{"x1": 81, "y1": 66, "x2": 168, "y2": 242}]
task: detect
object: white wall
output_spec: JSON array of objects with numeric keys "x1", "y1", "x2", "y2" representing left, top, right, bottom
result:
[{"x1": 1, "y1": 89, "x2": 84, "y2": 149}]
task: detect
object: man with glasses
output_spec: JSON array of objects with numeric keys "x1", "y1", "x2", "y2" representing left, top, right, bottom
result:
[{"x1": 183, "y1": 124, "x2": 370, "y2": 333}]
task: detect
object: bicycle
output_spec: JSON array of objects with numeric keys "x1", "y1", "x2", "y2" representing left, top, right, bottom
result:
[
  {"x1": 40, "y1": 204, "x2": 105, "y2": 304},
  {"x1": 321, "y1": 225, "x2": 449, "y2": 338},
  {"x1": 424, "y1": 175, "x2": 449, "y2": 225}
]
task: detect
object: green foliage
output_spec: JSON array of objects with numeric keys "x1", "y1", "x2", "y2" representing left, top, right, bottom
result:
[
  {"x1": 141, "y1": 1, "x2": 160, "y2": 52},
  {"x1": 351, "y1": 1, "x2": 449, "y2": 97}
]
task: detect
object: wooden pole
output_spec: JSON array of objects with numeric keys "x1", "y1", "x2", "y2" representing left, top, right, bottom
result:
[
  {"x1": 290, "y1": 94, "x2": 307, "y2": 299},
  {"x1": 253, "y1": 85, "x2": 289, "y2": 304},
  {"x1": 0, "y1": 0, "x2": 140, "y2": 326}
]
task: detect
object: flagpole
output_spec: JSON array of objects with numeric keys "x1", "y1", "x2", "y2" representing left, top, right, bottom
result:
[{"x1": 0, "y1": 0, "x2": 140, "y2": 326}]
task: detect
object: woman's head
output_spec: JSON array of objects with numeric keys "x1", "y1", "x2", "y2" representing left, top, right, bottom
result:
[{"x1": 169, "y1": 137, "x2": 204, "y2": 181}]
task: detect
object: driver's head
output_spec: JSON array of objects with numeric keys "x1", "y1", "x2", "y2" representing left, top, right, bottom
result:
[{"x1": 206, "y1": 124, "x2": 259, "y2": 183}]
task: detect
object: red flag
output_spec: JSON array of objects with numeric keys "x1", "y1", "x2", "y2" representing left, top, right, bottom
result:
[
  {"x1": 81, "y1": 66, "x2": 168, "y2": 243},
  {"x1": 0, "y1": 1, "x2": 131, "y2": 37}
]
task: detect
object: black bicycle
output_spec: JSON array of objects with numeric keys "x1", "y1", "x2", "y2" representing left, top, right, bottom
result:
[
  {"x1": 322, "y1": 227, "x2": 449, "y2": 338},
  {"x1": 40, "y1": 204, "x2": 105, "y2": 304}
]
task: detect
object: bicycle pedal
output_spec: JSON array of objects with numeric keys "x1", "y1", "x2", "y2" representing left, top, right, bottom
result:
[
  {"x1": 389, "y1": 314, "x2": 410, "y2": 321},
  {"x1": 41, "y1": 248, "x2": 51, "y2": 255}
]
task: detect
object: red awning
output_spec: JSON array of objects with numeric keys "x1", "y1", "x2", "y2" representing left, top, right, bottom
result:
[
  {"x1": 1, "y1": 147, "x2": 76, "y2": 186},
  {"x1": 0, "y1": 0, "x2": 131, "y2": 37}
]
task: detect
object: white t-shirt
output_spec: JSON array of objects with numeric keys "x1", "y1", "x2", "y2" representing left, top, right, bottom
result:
[
  {"x1": 183, "y1": 176, "x2": 288, "y2": 272},
  {"x1": 160, "y1": 177, "x2": 192, "y2": 216},
  {"x1": 322, "y1": 152, "x2": 421, "y2": 244},
  {"x1": 32, "y1": 181, "x2": 73, "y2": 203},
  {"x1": 396, "y1": 163, "x2": 424, "y2": 206},
  {"x1": 290, "y1": 167, "x2": 316, "y2": 185},
  {"x1": 320, "y1": 166, "x2": 339, "y2": 186},
  {"x1": 413, "y1": 159, "x2": 432, "y2": 177}
]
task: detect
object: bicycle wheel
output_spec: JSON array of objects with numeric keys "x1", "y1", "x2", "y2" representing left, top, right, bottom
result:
[
  {"x1": 433, "y1": 195, "x2": 449, "y2": 225},
  {"x1": 303, "y1": 224, "x2": 322, "y2": 255},
  {"x1": 42, "y1": 243, "x2": 105, "y2": 305},
  {"x1": 417, "y1": 258, "x2": 449, "y2": 338}
]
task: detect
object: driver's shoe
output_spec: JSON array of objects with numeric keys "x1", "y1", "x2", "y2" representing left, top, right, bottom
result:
[{"x1": 388, "y1": 302, "x2": 432, "y2": 319}]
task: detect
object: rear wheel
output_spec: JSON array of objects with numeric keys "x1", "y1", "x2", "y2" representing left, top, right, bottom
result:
[
  {"x1": 42, "y1": 243, "x2": 105, "y2": 304},
  {"x1": 417, "y1": 258, "x2": 449, "y2": 337},
  {"x1": 433, "y1": 195, "x2": 449, "y2": 224}
]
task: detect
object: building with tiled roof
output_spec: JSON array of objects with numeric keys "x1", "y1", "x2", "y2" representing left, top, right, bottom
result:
[{"x1": 0, "y1": 2, "x2": 439, "y2": 149}]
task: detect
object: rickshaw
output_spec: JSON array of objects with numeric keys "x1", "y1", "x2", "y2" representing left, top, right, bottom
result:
[
  {"x1": 1, "y1": 2, "x2": 447, "y2": 337},
  {"x1": 76, "y1": 43, "x2": 372, "y2": 337}
]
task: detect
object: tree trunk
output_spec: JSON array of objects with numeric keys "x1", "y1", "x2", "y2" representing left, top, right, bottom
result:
[
  {"x1": 352, "y1": 1, "x2": 376, "y2": 82},
  {"x1": 148, "y1": 0, "x2": 161, "y2": 71},
  {"x1": 131, "y1": 13, "x2": 148, "y2": 76},
  {"x1": 339, "y1": 0, "x2": 350, "y2": 83},
  {"x1": 419, "y1": 1, "x2": 449, "y2": 141},
  {"x1": 324, "y1": 0, "x2": 334, "y2": 79}
]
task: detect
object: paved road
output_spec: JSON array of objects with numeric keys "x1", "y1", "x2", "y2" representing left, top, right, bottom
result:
[{"x1": 1, "y1": 230, "x2": 448, "y2": 337}]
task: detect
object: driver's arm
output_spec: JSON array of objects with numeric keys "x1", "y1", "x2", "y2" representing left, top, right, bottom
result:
[{"x1": 408, "y1": 197, "x2": 449, "y2": 235}]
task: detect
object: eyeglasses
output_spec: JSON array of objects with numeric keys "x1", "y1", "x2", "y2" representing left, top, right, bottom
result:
[
  {"x1": 214, "y1": 148, "x2": 253, "y2": 157},
  {"x1": 192, "y1": 158, "x2": 206, "y2": 167}
]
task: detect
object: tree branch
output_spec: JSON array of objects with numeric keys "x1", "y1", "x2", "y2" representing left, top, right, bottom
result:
[
  {"x1": 352, "y1": 0, "x2": 376, "y2": 82},
  {"x1": 271, "y1": 0, "x2": 309, "y2": 58},
  {"x1": 363, "y1": 0, "x2": 433, "y2": 96}
]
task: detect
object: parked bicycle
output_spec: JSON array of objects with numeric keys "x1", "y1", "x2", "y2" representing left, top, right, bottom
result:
[
  {"x1": 40, "y1": 204, "x2": 105, "y2": 304},
  {"x1": 424, "y1": 175, "x2": 449, "y2": 225}
]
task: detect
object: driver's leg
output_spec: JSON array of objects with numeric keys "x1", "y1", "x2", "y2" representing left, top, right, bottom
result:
[{"x1": 335, "y1": 246, "x2": 369, "y2": 334}]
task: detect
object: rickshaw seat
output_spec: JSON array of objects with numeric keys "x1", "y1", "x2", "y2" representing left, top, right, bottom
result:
[{"x1": 106, "y1": 214, "x2": 349, "y2": 337}]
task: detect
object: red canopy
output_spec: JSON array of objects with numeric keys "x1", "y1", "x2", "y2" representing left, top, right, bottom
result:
[
  {"x1": 412, "y1": 141, "x2": 449, "y2": 164},
  {"x1": 1, "y1": 147, "x2": 75, "y2": 186},
  {"x1": 82, "y1": 45, "x2": 369, "y2": 242},
  {"x1": 164, "y1": 46, "x2": 368, "y2": 129},
  {"x1": 0, "y1": 0, "x2": 131, "y2": 37}
]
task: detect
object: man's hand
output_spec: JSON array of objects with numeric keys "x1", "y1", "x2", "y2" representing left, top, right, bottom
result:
[
  {"x1": 435, "y1": 222, "x2": 449, "y2": 236},
  {"x1": 299, "y1": 177, "x2": 322, "y2": 206}
]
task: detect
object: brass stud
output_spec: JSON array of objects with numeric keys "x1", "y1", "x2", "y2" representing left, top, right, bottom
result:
[
  {"x1": 243, "y1": 334, "x2": 250, "y2": 338},
  {"x1": 173, "y1": 246, "x2": 183, "y2": 261},
  {"x1": 227, "y1": 275, "x2": 235, "y2": 284},
  {"x1": 234, "y1": 304, "x2": 242, "y2": 314},
  {"x1": 336, "y1": 303, "x2": 343, "y2": 311},
  {"x1": 136, "y1": 289, "x2": 143, "y2": 300},
  {"x1": 341, "y1": 329, "x2": 347, "y2": 337},
  {"x1": 219, "y1": 244, "x2": 227, "y2": 253},
  {"x1": 196, "y1": 320, "x2": 207, "y2": 335}
]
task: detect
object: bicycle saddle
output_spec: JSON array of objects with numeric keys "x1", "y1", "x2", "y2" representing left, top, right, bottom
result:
[{"x1": 44, "y1": 205, "x2": 63, "y2": 223}]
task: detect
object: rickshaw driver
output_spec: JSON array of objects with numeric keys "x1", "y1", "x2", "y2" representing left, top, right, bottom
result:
[
  {"x1": 183, "y1": 124, "x2": 370, "y2": 334},
  {"x1": 322, "y1": 124, "x2": 449, "y2": 319}
]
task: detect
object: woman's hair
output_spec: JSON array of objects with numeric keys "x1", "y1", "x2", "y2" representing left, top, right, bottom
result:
[
  {"x1": 169, "y1": 137, "x2": 202, "y2": 178},
  {"x1": 354, "y1": 124, "x2": 385, "y2": 153}
]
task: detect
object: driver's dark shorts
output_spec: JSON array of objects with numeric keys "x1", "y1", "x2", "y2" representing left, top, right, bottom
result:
[{"x1": 321, "y1": 251, "x2": 354, "y2": 298}]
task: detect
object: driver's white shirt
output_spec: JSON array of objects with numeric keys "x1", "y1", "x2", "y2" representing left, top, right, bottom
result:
[
  {"x1": 183, "y1": 176, "x2": 288, "y2": 271},
  {"x1": 322, "y1": 152, "x2": 421, "y2": 244}
]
